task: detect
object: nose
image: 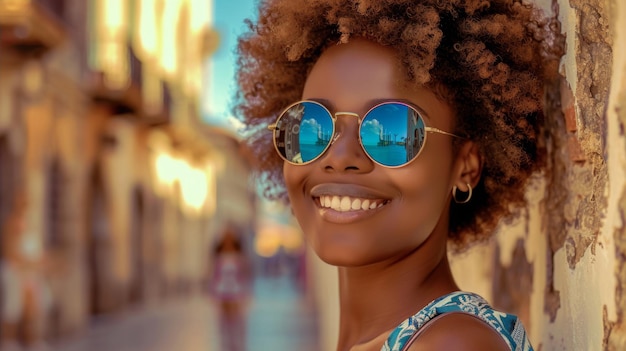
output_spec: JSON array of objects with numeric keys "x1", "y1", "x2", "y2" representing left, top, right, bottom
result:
[{"x1": 318, "y1": 113, "x2": 374, "y2": 173}]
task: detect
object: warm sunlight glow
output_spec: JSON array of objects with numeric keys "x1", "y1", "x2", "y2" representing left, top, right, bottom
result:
[
  {"x1": 155, "y1": 153, "x2": 177, "y2": 186},
  {"x1": 180, "y1": 164, "x2": 208, "y2": 211},
  {"x1": 160, "y1": 0, "x2": 181, "y2": 76},
  {"x1": 101, "y1": 0, "x2": 126, "y2": 34},
  {"x1": 95, "y1": 0, "x2": 214, "y2": 98},
  {"x1": 255, "y1": 227, "x2": 281, "y2": 258},
  {"x1": 282, "y1": 227, "x2": 304, "y2": 254},
  {"x1": 95, "y1": 0, "x2": 130, "y2": 89},
  {"x1": 254, "y1": 223, "x2": 305, "y2": 257},
  {"x1": 190, "y1": 0, "x2": 212, "y2": 31},
  {"x1": 136, "y1": 0, "x2": 159, "y2": 59},
  {"x1": 153, "y1": 150, "x2": 216, "y2": 216}
]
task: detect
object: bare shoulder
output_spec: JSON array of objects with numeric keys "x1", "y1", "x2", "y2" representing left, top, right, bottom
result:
[{"x1": 407, "y1": 312, "x2": 511, "y2": 351}]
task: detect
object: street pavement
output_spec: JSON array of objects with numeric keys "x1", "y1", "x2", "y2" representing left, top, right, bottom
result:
[{"x1": 50, "y1": 274, "x2": 320, "y2": 351}]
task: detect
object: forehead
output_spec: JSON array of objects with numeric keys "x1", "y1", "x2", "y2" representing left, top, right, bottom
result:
[
  {"x1": 301, "y1": 39, "x2": 455, "y2": 129},
  {"x1": 302, "y1": 39, "x2": 406, "y2": 111}
]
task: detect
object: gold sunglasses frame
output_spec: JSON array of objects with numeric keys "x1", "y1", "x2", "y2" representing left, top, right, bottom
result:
[{"x1": 268, "y1": 100, "x2": 462, "y2": 168}]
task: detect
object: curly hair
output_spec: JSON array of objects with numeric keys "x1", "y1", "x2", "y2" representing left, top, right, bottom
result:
[{"x1": 234, "y1": 0, "x2": 564, "y2": 249}]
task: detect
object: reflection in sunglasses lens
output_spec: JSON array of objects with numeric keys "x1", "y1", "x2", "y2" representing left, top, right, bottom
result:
[
  {"x1": 360, "y1": 103, "x2": 425, "y2": 167},
  {"x1": 276, "y1": 102, "x2": 333, "y2": 164},
  {"x1": 274, "y1": 102, "x2": 426, "y2": 167}
]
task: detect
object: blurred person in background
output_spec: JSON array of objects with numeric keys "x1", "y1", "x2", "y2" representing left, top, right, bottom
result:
[
  {"x1": 208, "y1": 223, "x2": 252, "y2": 351},
  {"x1": 1, "y1": 192, "x2": 51, "y2": 351},
  {"x1": 234, "y1": 0, "x2": 564, "y2": 350}
]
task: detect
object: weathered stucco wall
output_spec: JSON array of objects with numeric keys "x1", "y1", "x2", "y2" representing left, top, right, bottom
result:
[
  {"x1": 453, "y1": 0, "x2": 626, "y2": 349},
  {"x1": 604, "y1": 0, "x2": 626, "y2": 348}
]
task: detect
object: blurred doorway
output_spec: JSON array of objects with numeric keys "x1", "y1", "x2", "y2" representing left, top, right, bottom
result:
[
  {"x1": 129, "y1": 187, "x2": 145, "y2": 303},
  {"x1": 0, "y1": 134, "x2": 18, "y2": 237},
  {"x1": 87, "y1": 165, "x2": 110, "y2": 315}
]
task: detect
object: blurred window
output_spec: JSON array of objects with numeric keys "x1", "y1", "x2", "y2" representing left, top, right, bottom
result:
[
  {"x1": 44, "y1": 158, "x2": 63, "y2": 249},
  {"x1": 0, "y1": 135, "x2": 15, "y2": 234}
]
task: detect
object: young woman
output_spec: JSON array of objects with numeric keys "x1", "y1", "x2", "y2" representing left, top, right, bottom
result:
[
  {"x1": 209, "y1": 224, "x2": 252, "y2": 351},
  {"x1": 234, "y1": 1, "x2": 563, "y2": 350}
]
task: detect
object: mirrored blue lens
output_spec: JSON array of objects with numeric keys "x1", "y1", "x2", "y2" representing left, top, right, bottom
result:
[
  {"x1": 273, "y1": 101, "x2": 334, "y2": 164},
  {"x1": 360, "y1": 103, "x2": 425, "y2": 167}
]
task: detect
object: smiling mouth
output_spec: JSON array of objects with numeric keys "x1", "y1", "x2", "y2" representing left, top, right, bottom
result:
[{"x1": 315, "y1": 195, "x2": 389, "y2": 212}]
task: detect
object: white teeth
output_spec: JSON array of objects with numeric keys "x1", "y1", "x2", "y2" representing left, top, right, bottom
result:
[
  {"x1": 319, "y1": 195, "x2": 385, "y2": 212},
  {"x1": 361, "y1": 199, "x2": 370, "y2": 210},
  {"x1": 324, "y1": 196, "x2": 331, "y2": 207},
  {"x1": 340, "y1": 196, "x2": 351, "y2": 211}
]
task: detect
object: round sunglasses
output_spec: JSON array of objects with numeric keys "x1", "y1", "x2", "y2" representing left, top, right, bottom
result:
[{"x1": 268, "y1": 100, "x2": 462, "y2": 168}]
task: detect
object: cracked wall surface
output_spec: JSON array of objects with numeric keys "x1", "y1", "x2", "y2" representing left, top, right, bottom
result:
[
  {"x1": 605, "y1": 0, "x2": 626, "y2": 347},
  {"x1": 452, "y1": 0, "x2": 626, "y2": 350}
]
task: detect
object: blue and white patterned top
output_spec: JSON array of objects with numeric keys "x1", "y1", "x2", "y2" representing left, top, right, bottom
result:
[{"x1": 382, "y1": 291, "x2": 533, "y2": 351}]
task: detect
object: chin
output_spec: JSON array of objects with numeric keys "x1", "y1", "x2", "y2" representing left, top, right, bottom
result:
[
  {"x1": 315, "y1": 252, "x2": 356, "y2": 267},
  {"x1": 309, "y1": 240, "x2": 379, "y2": 267}
]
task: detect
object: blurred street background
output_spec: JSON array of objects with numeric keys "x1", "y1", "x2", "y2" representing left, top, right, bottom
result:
[
  {"x1": 0, "y1": 0, "x2": 330, "y2": 350},
  {"x1": 3, "y1": 1, "x2": 626, "y2": 351}
]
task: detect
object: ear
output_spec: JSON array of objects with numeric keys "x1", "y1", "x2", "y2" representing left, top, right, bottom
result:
[{"x1": 452, "y1": 141, "x2": 482, "y2": 192}]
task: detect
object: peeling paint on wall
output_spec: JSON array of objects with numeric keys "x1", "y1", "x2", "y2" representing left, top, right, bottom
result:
[
  {"x1": 560, "y1": 0, "x2": 610, "y2": 268},
  {"x1": 542, "y1": 75, "x2": 568, "y2": 323},
  {"x1": 492, "y1": 237, "x2": 533, "y2": 326},
  {"x1": 539, "y1": 0, "x2": 611, "y2": 325},
  {"x1": 605, "y1": 3, "x2": 626, "y2": 339},
  {"x1": 456, "y1": 1, "x2": 622, "y2": 349},
  {"x1": 606, "y1": 187, "x2": 626, "y2": 349}
]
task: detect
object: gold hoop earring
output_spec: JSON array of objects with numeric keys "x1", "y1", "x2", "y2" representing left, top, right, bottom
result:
[{"x1": 452, "y1": 183, "x2": 472, "y2": 204}]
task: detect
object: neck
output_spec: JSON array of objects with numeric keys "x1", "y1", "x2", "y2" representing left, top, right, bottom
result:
[{"x1": 335, "y1": 230, "x2": 458, "y2": 351}]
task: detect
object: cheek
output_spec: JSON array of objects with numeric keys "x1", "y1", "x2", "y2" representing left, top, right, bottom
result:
[
  {"x1": 283, "y1": 163, "x2": 301, "y2": 193},
  {"x1": 393, "y1": 145, "x2": 456, "y2": 217},
  {"x1": 392, "y1": 164, "x2": 452, "y2": 212},
  {"x1": 283, "y1": 163, "x2": 312, "y2": 205},
  {"x1": 283, "y1": 163, "x2": 319, "y2": 245},
  {"x1": 406, "y1": 142, "x2": 455, "y2": 191}
]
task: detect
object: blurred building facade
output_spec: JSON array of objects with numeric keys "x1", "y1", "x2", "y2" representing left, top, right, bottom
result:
[{"x1": 0, "y1": 0, "x2": 256, "y2": 348}]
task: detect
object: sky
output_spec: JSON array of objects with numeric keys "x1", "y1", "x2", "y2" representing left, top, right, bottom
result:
[
  {"x1": 201, "y1": 0, "x2": 295, "y2": 219},
  {"x1": 202, "y1": 0, "x2": 258, "y2": 131}
]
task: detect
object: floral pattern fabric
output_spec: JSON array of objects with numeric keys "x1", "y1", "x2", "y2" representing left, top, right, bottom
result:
[{"x1": 382, "y1": 291, "x2": 533, "y2": 351}]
